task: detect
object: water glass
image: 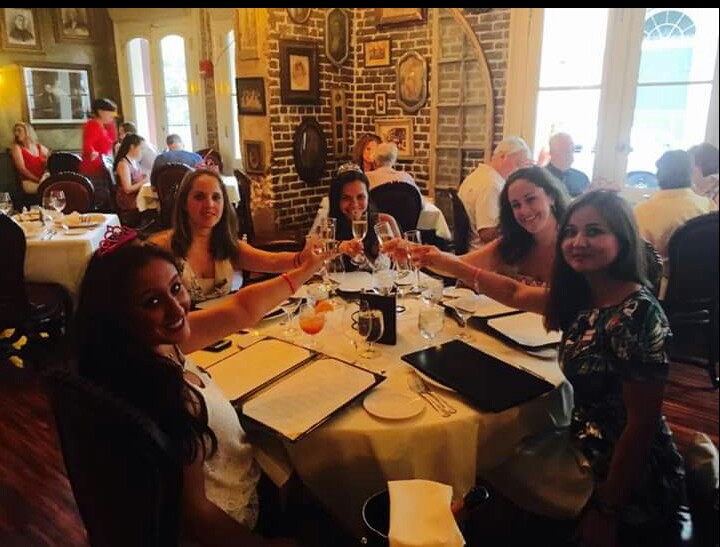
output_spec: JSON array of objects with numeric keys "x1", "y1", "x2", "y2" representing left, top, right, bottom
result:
[
  {"x1": 0, "y1": 192, "x2": 13, "y2": 215},
  {"x1": 421, "y1": 277, "x2": 444, "y2": 304},
  {"x1": 372, "y1": 269, "x2": 395, "y2": 296},
  {"x1": 418, "y1": 301, "x2": 445, "y2": 344}
]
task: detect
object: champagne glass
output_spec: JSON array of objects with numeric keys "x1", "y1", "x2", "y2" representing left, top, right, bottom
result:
[
  {"x1": 298, "y1": 302, "x2": 326, "y2": 349},
  {"x1": 403, "y1": 229, "x2": 422, "y2": 292},
  {"x1": 49, "y1": 189, "x2": 67, "y2": 215},
  {"x1": 451, "y1": 294, "x2": 480, "y2": 342},
  {"x1": 357, "y1": 304, "x2": 384, "y2": 359},
  {"x1": 0, "y1": 192, "x2": 13, "y2": 215},
  {"x1": 373, "y1": 220, "x2": 396, "y2": 252},
  {"x1": 350, "y1": 211, "x2": 368, "y2": 266},
  {"x1": 418, "y1": 301, "x2": 445, "y2": 346}
]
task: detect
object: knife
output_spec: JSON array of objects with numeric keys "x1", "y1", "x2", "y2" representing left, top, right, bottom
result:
[{"x1": 441, "y1": 303, "x2": 466, "y2": 327}]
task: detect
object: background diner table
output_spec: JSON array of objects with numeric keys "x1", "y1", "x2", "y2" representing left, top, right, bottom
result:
[
  {"x1": 24, "y1": 213, "x2": 120, "y2": 302},
  {"x1": 136, "y1": 175, "x2": 240, "y2": 212},
  {"x1": 190, "y1": 272, "x2": 571, "y2": 537}
]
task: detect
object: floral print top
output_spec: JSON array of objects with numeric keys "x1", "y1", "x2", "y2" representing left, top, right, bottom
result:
[{"x1": 560, "y1": 288, "x2": 684, "y2": 525}]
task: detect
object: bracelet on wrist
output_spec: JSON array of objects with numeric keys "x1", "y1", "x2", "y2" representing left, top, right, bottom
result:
[
  {"x1": 293, "y1": 251, "x2": 302, "y2": 268},
  {"x1": 281, "y1": 272, "x2": 297, "y2": 294}
]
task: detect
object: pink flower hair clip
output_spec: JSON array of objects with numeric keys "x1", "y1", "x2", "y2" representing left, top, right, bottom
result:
[{"x1": 97, "y1": 225, "x2": 139, "y2": 256}]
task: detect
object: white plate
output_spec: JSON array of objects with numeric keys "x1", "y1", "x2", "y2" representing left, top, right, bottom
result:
[
  {"x1": 363, "y1": 389, "x2": 425, "y2": 420},
  {"x1": 338, "y1": 271, "x2": 372, "y2": 293},
  {"x1": 443, "y1": 287, "x2": 474, "y2": 299}
]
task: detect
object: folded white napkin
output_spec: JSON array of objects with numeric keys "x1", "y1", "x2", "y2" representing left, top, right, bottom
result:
[
  {"x1": 63, "y1": 211, "x2": 83, "y2": 226},
  {"x1": 388, "y1": 480, "x2": 465, "y2": 547}
]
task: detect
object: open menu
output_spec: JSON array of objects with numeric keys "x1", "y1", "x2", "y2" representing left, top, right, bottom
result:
[{"x1": 206, "y1": 338, "x2": 383, "y2": 441}]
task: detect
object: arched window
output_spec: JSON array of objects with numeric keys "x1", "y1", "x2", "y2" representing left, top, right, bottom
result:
[{"x1": 643, "y1": 10, "x2": 695, "y2": 39}]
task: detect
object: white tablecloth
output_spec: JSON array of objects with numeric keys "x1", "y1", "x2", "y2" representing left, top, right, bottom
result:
[
  {"x1": 136, "y1": 175, "x2": 240, "y2": 212},
  {"x1": 24, "y1": 214, "x2": 121, "y2": 302},
  {"x1": 191, "y1": 275, "x2": 571, "y2": 536},
  {"x1": 317, "y1": 196, "x2": 451, "y2": 241}
]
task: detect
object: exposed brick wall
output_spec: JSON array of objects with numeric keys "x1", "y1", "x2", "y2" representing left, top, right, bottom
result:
[{"x1": 261, "y1": 8, "x2": 510, "y2": 231}]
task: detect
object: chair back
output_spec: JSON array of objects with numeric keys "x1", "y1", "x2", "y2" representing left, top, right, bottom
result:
[
  {"x1": 46, "y1": 370, "x2": 182, "y2": 547},
  {"x1": 449, "y1": 188, "x2": 471, "y2": 255},
  {"x1": 369, "y1": 182, "x2": 422, "y2": 235},
  {"x1": 196, "y1": 148, "x2": 223, "y2": 172},
  {"x1": 234, "y1": 169, "x2": 255, "y2": 241},
  {"x1": 0, "y1": 214, "x2": 31, "y2": 329},
  {"x1": 47, "y1": 151, "x2": 81, "y2": 175},
  {"x1": 642, "y1": 239, "x2": 663, "y2": 297},
  {"x1": 666, "y1": 212, "x2": 719, "y2": 306},
  {"x1": 37, "y1": 173, "x2": 95, "y2": 213},
  {"x1": 151, "y1": 163, "x2": 193, "y2": 228}
]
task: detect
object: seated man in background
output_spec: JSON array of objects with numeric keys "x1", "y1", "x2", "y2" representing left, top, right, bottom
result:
[
  {"x1": 688, "y1": 142, "x2": 719, "y2": 205},
  {"x1": 634, "y1": 149, "x2": 717, "y2": 260},
  {"x1": 151, "y1": 134, "x2": 202, "y2": 174},
  {"x1": 458, "y1": 136, "x2": 531, "y2": 250},
  {"x1": 115, "y1": 122, "x2": 157, "y2": 176},
  {"x1": 544, "y1": 132, "x2": 589, "y2": 197},
  {"x1": 366, "y1": 142, "x2": 420, "y2": 192}
]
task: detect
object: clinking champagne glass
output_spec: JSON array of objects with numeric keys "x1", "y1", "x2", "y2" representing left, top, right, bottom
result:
[
  {"x1": 357, "y1": 304, "x2": 384, "y2": 359},
  {"x1": 403, "y1": 229, "x2": 422, "y2": 292},
  {"x1": 350, "y1": 211, "x2": 368, "y2": 266}
]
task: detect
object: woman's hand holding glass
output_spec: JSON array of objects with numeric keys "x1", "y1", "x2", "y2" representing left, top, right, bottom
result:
[{"x1": 350, "y1": 211, "x2": 369, "y2": 266}]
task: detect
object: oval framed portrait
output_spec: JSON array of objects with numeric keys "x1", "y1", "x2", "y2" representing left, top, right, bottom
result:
[
  {"x1": 396, "y1": 51, "x2": 427, "y2": 114},
  {"x1": 293, "y1": 117, "x2": 327, "y2": 184},
  {"x1": 287, "y1": 8, "x2": 311, "y2": 24}
]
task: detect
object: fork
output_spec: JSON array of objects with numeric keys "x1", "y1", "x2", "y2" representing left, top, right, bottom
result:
[
  {"x1": 410, "y1": 372, "x2": 457, "y2": 415},
  {"x1": 407, "y1": 373, "x2": 453, "y2": 417}
]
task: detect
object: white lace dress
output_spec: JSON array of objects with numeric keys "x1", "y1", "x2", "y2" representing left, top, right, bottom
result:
[{"x1": 185, "y1": 359, "x2": 260, "y2": 528}]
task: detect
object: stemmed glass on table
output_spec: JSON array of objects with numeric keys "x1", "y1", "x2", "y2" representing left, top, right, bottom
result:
[
  {"x1": 450, "y1": 291, "x2": 480, "y2": 342},
  {"x1": 49, "y1": 190, "x2": 67, "y2": 215},
  {"x1": 344, "y1": 300, "x2": 384, "y2": 360},
  {"x1": 418, "y1": 300, "x2": 445, "y2": 346},
  {"x1": 298, "y1": 301, "x2": 326, "y2": 349},
  {"x1": 0, "y1": 192, "x2": 13, "y2": 215}
]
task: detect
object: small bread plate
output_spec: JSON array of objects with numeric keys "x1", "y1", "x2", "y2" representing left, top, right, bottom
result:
[{"x1": 363, "y1": 389, "x2": 425, "y2": 420}]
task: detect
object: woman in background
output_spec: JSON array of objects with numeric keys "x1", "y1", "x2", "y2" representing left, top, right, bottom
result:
[
  {"x1": 10, "y1": 121, "x2": 49, "y2": 195},
  {"x1": 80, "y1": 98, "x2": 117, "y2": 209},
  {"x1": 150, "y1": 169, "x2": 316, "y2": 303},
  {"x1": 351, "y1": 133, "x2": 381, "y2": 172},
  {"x1": 113, "y1": 134, "x2": 148, "y2": 218}
]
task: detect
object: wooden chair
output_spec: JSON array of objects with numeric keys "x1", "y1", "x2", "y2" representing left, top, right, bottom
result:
[
  {"x1": 369, "y1": 182, "x2": 423, "y2": 235},
  {"x1": 0, "y1": 214, "x2": 71, "y2": 339},
  {"x1": 37, "y1": 173, "x2": 95, "y2": 214},
  {"x1": 47, "y1": 151, "x2": 81, "y2": 175},
  {"x1": 434, "y1": 187, "x2": 471, "y2": 255},
  {"x1": 45, "y1": 369, "x2": 182, "y2": 546},
  {"x1": 664, "y1": 212, "x2": 719, "y2": 388},
  {"x1": 151, "y1": 163, "x2": 193, "y2": 228}
]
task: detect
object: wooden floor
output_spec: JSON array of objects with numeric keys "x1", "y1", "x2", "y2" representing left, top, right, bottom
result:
[{"x1": 0, "y1": 360, "x2": 717, "y2": 546}]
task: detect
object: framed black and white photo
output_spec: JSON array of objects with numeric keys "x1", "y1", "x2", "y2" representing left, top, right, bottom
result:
[
  {"x1": 244, "y1": 140, "x2": 265, "y2": 174},
  {"x1": 280, "y1": 40, "x2": 320, "y2": 105},
  {"x1": 1, "y1": 8, "x2": 42, "y2": 52},
  {"x1": 54, "y1": 8, "x2": 92, "y2": 43},
  {"x1": 325, "y1": 8, "x2": 349, "y2": 68},
  {"x1": 22, "y1": 63, "x2": 93, "y2": 127},
  {"x1": 236, "y1": 77, "x2": 266, "y2": 116},
  {"x1": 376, "y1": 118, "x2": 414, "y2": 159}
]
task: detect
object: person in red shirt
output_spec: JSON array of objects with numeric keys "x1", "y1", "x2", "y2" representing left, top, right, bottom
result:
[
  {"x1": 10, "y1": 121, "x2": 49, "y2": 195},
  {"x1": 80, "y1": 98, "x2": 118, "y2": 210}
]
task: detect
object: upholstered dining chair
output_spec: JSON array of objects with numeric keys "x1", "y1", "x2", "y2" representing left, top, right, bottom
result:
[
  {"x1": 663, "y1": 212, "x2": 719, "y2": 388},
  {"x1": 195, "y1": 148, "x2": 223, "y2": 173},
  {"x1": 151, "y1": 162, "x2": 193, "y2": 228},
  {"x1": 0, "y1": 214, "x2": 71, "y2": 339},
  {"x1": 369, "y1": 182, "x2": 423, "y2": 235},
  {"x1": 37, "y1": 172, "x2": 95, "y2": 214},
  {"x1": 47, "y1": 151, "x2": 81, "y2": 175},
  {"x1": 46, "y1": 369, "x2": 182, "y2": 547}
]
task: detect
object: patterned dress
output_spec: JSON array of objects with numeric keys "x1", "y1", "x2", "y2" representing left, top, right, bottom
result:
[{"x1": 560, "y1": 288, "x2": 684, "y2": 528}]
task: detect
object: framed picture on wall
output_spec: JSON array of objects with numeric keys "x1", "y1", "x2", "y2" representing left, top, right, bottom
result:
[
  {"x1": 236, "y1": 77, "x2": 266, "y2": 116},
  {"x1": 287, "y1": 8, "x2": 311, "y2": 24},
  {"x1": 375, "y1": 8, "x2": 426, "y2": 28},
  {"x1": 325, "y1": 8, "x2": 349, "y2": 68},
  {"x1": 364, "y1": 39, "x2": 391, "y2": 68},
  {"x1": 1, "y1": 8, "x2": 43, "y2": 52},
  {"x1": 279, "y1": 39, "x2": 320, "y2": 105},
  {"x1": 396, "y1": 51, "x2": 427, "y2": 114},
  {"x1": 375, "y1": 118, "x2": 414, "y2": 159},
  {"x1": 22, "y1": 63, "x2": 93, "y2": 127},
  {"x1": 54, "y1": 8, "x2": 92, "y2": 43},
  {"x1": 244, "y1": 140, "x2": 265, "y2": 174},
  {"x1": 374, "y1": 92, "x2": 388, "y2": 116}
]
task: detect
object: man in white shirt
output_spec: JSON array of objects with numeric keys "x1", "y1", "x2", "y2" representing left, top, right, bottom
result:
[
  {"x1": 458, "y1": 136, "x2": 531, "y2": 250},
  {"x1": 366, "y1": 142, "x2": 419, "y2": 192},
  {"x1": 635, "y1": 149, "x2": 717, "y2": 260}
]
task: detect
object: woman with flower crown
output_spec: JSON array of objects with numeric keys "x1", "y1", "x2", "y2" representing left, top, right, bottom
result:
[
  {"x1": 74, "y1": 225, "x2": 330, "y2": 546},
  {"x1": 150, "y1": 169, "x2": 316, "y2": 304}
]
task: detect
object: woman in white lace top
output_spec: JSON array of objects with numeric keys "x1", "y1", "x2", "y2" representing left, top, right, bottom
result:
[{"x1": 75, "y1": 240, "x2": 328, "y2": 546}]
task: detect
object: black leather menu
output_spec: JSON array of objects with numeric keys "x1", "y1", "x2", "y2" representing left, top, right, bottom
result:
[{"x1": 401, "y1": 340, "x2": 554, "y2": 412}]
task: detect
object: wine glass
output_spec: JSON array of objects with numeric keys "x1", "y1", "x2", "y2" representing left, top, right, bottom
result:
[
  {"x1": 41, "y1": 193, "x2": 57, "y2": 232},
  {"x1": 298, "y1": 302, "x2": 326, "y2": 349},
  {"x1": 373, "y1": 220, "x2": 396, "y2": 252},
  {"x1": 343, "y1": 300, "x2": 367, "y2": 354},
  {"x1": 280, "y1": 299, "x2": 301, "y2": 338},
  {"x1": 49, "y1": 190, "x2": 66, "y2": 215},
  {"x1": 403, "y1": 229, "x2": 422, "y2": 292},
  {"x1": 356, "y1": 303, "x2": 384, "y2": 359},
  {"x1": 418, "y1": 301, "x2": 445, "y2": 346},
  {"x1": 0, "y1": 192, "x2": 13, "y2": 215},
  {"x1": 350, "y1": 211, "x2": 368, "y2": 266},
  {"x1": 451, "y1": 294, "x2": 480, "y2": 342}
]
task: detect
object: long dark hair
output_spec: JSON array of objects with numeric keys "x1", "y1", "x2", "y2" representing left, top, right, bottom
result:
[
  {"x1": 498, "y1": 166, "x2": 569, "y2": 264},
  {"x1": 351, "y1": 133, "x2": 381, "y2": 172},
  {"x1": 171, "y1": 169, "x2": 241, "y2": 266},
  {"x1": 74, "y1": 244, "x2": 217, "y2": 464},
  {"x1": 113, "y1": 133, "x2": 144, "y2": 172},
  {"x1": 328, "y1": 169, "x2": 380, "y2": 260},
  {"x1": 545, "y1": 191, "x2": 647, "y2": 331}
]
